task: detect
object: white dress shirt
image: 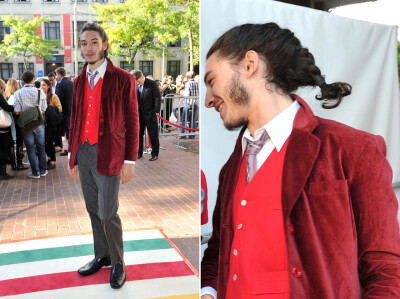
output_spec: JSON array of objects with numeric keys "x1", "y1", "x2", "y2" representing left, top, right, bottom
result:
[
  {"x1": 201, "y1": 100, "x2": 300, "y2": 299},
  {"x1": 86, "y1": 58, "x2": 108, "y2": 86}
]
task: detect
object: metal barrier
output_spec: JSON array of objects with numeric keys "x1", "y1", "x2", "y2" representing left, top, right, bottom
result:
[{"x1": 159, "y1": 95, "x2": 199, "y2": 147}]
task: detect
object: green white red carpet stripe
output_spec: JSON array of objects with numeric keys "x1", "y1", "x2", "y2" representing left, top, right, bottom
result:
[{"x1": 0, "y1": 229, "x2": 199, "y2": 298}]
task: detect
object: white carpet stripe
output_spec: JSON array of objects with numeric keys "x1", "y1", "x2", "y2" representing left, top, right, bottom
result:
[
  {"x1": 0, "y1": 230, "x2": 163, "y2": 254},
  {"x1": 3, "y1": 275, "x2": 199, "y2": 299},
  {"x1": 0, "y1": 248, "x2": 182, "y2": 281}
]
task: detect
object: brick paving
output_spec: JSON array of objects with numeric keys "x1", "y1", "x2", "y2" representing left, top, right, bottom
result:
[{"x1": 0, "y1": 135, "x2": 199, "y2": 272}]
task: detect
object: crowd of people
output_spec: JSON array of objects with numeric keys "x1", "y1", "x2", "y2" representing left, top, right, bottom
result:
[
  {"x1": 0, "y1": 67, "x2": 73, "y2": 180},
  {"x1": 0, "y1": 67, "x2": 199, "y2": 180},
  {"x1": 156, "y1": 71, "x2": 200, "y2": 139}
]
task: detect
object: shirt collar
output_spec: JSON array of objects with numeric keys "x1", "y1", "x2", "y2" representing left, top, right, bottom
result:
[
  {"x1": 86, "y1": 59, "x2": 108, "y2": 78},
  {"x1": 242, "y1": 100, "x2": 300, "y2": 155}
]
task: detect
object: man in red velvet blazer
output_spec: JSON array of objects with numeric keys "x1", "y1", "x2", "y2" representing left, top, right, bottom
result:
[
  {"x1": 67, "y1": 23, "x2": 139, "y2": 289},
  {"x1": 201, "y1": 23, "x2": 400, "y2": 298}
]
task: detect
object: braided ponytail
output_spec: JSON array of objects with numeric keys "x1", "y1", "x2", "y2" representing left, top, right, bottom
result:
[{"x1": 207, "y1": 23, "x2": 352, "y2": 109}]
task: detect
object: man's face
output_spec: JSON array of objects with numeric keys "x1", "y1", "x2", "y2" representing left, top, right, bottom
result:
[
  {"x1": 48, "y1": 76, "x2": 56, "y2": 86},
  {"x1": 204, "y1": 52, "x2": 250, "y2": 130},
  {"x1": 136, "y1": 76, "x2": 144, "y2": 86},
  {"x1": 80, "y1": 30, "x2": 108, "y2": 65}
]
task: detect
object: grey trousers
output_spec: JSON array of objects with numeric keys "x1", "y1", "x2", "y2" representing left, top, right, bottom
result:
[{"x1": 77, "y1": 141, "x2": 123, "y2": 266}]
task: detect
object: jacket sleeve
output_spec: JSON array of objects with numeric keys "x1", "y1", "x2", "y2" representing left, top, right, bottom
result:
[
  {"x1": 201, "y1": 164, "x2": 227, "y2": 291},
  {"x1": 123, "y1": 73, "x2": 139, "y2": 161},
  {"x1": 350, "y1": 135, "x2": 400, "y2": 297},
  {"x1": 152, "y1": 80, "x2": 161, "y2": 113},
  {"x1": 0, "y1": 94, "x2": 14, "y2": 112},
  {"x1": 68, "y1": 77, "x2": 79, "y2": 160},
  {"x1": 56, "y1": 81, "x2": 64, "y2": 104}
]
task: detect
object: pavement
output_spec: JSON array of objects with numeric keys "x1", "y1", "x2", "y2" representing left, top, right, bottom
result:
[{"x1": 0, "y1": 135, "x2": 199, "y2": 272}]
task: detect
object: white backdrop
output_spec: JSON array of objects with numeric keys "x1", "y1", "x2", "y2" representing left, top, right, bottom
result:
[{"x1": 200, "y1": 0, "x2": 400, "y2": 237}]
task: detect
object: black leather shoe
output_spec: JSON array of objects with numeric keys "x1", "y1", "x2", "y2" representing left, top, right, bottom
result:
[
  {"x1": 110, "y1": 261, "x2": 126, "y2": 289},
  {"x1": 149, "y1": 155, "x2": 158, "y2": 161},
  {"x1": 78, "y1": 256, "x2": 111, "y2": 276},
  {"x1": 60, "y1": 150, "x2": 68, "y2": 156}
]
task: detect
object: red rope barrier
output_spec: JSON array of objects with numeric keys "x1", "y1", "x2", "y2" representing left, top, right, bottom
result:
[
  {"x1": 157, "y1": 114, "x2": 200, "y2": 131},
  {"x1": 146, "y1": 132, "x2": 151, "y2": 149}
]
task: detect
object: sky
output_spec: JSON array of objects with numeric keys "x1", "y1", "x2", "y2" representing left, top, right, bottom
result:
[{"x1": 331, "y1": 0, "x2": 400, "y2": 40}]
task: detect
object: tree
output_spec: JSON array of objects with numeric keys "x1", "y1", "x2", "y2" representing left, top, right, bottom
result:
[
  {"x1": 0, "y1": 16, "x2": 62, "y2": 71},
  {"x1": 92, "y1": 0, "x2": 179, "y2": 69},
  {"x1": 169, "y1": 0, "x2": 199, "y2": 72}
]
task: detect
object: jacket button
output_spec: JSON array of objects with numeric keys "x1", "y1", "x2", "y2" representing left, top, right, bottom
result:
[
  {"x1": 241, "y1": 200, "x2": 247, "y2": 206},
  {"x1": 291, "y1": 267, "x2": 302, "y2": 278},
  {"x1": 233, "y1": 274, "x2": 237, "y2": 281},
  {"x1": 99, "y1": 132, "x2": 103, "y2": 136},
  {"x1": 233, "y1": 249, "x2": 238, "y2": 256},
  {"x1": 237, "y1": 224, "x2": 243, "y2": 230},
  {"x1": 288, "y1": 224, "x2": 294, "y2": 235}
]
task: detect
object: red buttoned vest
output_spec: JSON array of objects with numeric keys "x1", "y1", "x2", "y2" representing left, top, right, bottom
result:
[
  {"x1": 225, "y1": 140, "x2": 290, "y2": 298},
  {"x1": 80, "y1": 77, "x2": 103, "y2": 145}
]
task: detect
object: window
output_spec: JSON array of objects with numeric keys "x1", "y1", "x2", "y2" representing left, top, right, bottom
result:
[
  {"x1": 71, "y1": 0, "x2": 88, "y2": 2},
  {"x1": 45, "y1": 21, "x2": 60, "y2": 40},
  {"x1": 92, "y1": 0, "x2": 107, "y2": 2},
  {"x1": 72, "y1": 21, "x2": 86, "y2": 47},
  {"x1": 139, "y1": 61, "x2": 153, "y2": 77},
  {"x1": 18, "y1": 63, "x2": 34, "y2": 78},
  {"x1": 0, "y1": 63, "x2": 13, "y2": 81},
  {"x1": 120, "y1": 61, "x2": 133, "y2": 72},
  {"x1": 168, "y1": 38, "x2": 181, "y2": 48},
  {"x1": 14, "y1": 0, "x2": 30, "y2": 2},
  {"x1": 43, "y1": 0, "x2": 59, "y2": 2},
  {"x1": 167, "y1": 61, "x2": 180, "y2": 80},
  {"x1": 0, "y1": 21, "x2": 10, "y2": 43}
]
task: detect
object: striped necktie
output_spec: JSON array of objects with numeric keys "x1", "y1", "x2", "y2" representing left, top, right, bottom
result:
[
  {"x1": 89, "y1": 71, "x2": 99, "y2": 90},
  {"x1": 246, "y1": 130, "x2": 270, "y2": 184}
]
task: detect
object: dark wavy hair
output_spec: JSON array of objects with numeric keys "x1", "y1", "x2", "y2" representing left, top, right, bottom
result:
[
  {"x1": 80, "y1": 22, "x2": 109, "y2": 58},
  {"x1": 41, "y1": 78, "x2": 54, "y2": 104},
  {"x1": 207, "y1": 23, "x2": 352, "y2": 109}
]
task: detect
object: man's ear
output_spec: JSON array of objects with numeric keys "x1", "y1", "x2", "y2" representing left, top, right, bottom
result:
[{"x1": 243, "y1": 50, "x2": 259, "y2": 78}]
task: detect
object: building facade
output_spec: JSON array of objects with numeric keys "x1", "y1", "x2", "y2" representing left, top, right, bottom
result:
[{"x1": 0, "y1": 0, "x2": 189, "y2": 81}]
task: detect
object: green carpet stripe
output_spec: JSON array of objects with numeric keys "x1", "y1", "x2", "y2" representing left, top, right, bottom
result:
[{"x1": 0, "y1": 238, "x2": 171, "y2": 266}]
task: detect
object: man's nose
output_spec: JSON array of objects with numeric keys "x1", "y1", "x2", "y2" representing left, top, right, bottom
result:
[{"x1": 205, "y1": 90, "x2": 214, "y2": 108}]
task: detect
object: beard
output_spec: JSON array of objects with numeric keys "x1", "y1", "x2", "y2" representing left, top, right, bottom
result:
[
  {"x1": 224, "y1": 73, "x2": 250, "y2": 131},
  {"x1": 82, "y1": 50, "x2": 105, "y2": 65}
]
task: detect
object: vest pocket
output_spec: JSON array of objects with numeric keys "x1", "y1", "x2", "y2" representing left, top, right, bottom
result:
[{"x1": 252, "y1": 271, "x2": 290, "y2": 294}]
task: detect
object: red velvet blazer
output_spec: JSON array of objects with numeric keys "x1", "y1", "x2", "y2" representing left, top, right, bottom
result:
[
  {"x1": 68, "y1": 58, "x2": 139, "y2": 176},
  {"x1": 201, "y1": 95, "x2": 400, "y2": 298}
]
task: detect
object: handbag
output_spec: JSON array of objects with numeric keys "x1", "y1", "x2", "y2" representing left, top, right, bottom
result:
[
  {"x1": 0, "y1": 107, "x2": 12, "y2": 128},
  {"x1": 18, "y1": 90, "x2": 45, "y2": 134}
]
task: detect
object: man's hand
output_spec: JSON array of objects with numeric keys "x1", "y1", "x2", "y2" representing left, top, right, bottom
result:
[
  {"x1": 120, "y1": 163, "x2": 135, "y2": 184},
  {"x1": 68, "y1": 165, "x2": 79, "y2": 179},
  {"x1": 201, "y1": 295, "x2": 215, "y2": 299}
]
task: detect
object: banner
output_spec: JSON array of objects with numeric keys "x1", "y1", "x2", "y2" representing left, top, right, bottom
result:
[
  {"x1": 63, "y1": 14, "x2": 72, "y2": 64},
  {"x1": 34, "y1": 14, "x2": 43, "y2": 64}
]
